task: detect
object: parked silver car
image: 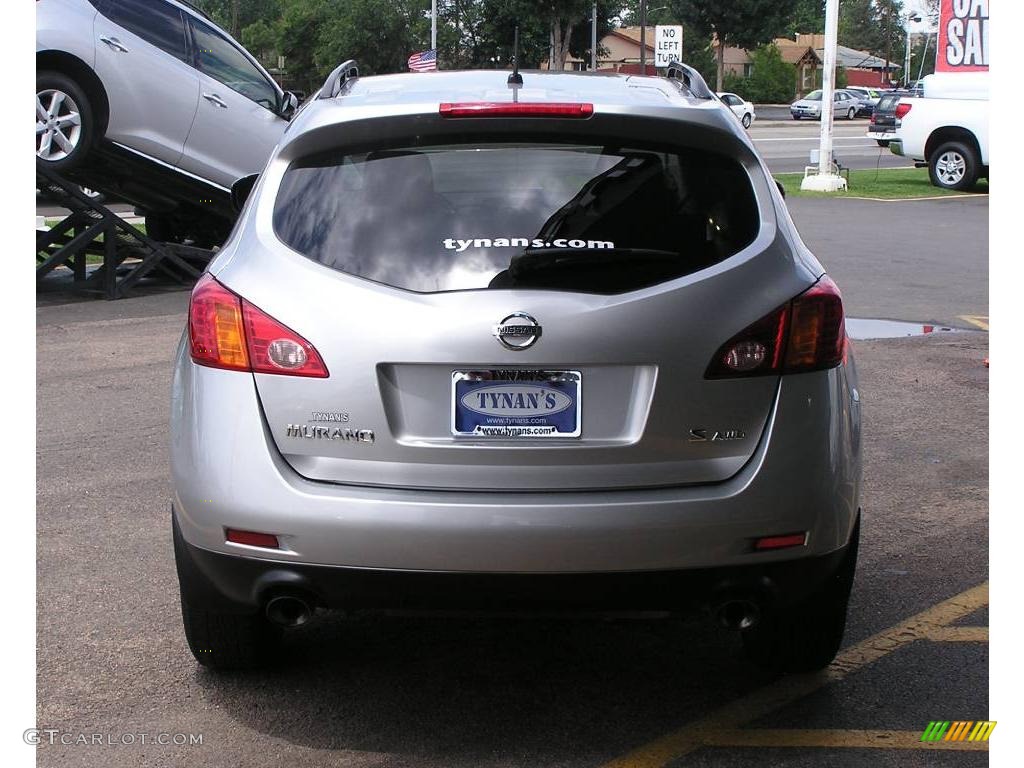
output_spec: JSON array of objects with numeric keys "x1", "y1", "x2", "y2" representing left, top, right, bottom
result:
[
  {"x1": 171, "y1": 64, "x2": 862, "y2": 672},
  {"x1": 36, "y1": 0, "x2": 297, "y2": 243},
  {"x1": 791, "y1": 88, "x2": 860, "y2": 120}
]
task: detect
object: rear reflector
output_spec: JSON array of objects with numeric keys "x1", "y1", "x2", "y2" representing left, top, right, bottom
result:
[
  {"x1": 439, "y1": 102, "x2": 593, "y2": 118},
  {"x1": 754, "y1": 532, "x2": 807, "y2": 551},
  {"x1": 705, "y1": 275, "x2": 846, "y2": 378},
  {"x1": 226, "y1": 529, "x2": 280, "y2": 548},
  {"x1": 895, "y1": 102, "x2": 913, "y2": 119},
  {"x1": 189, "y1": 274, "x2": 329, "y2": 377}
]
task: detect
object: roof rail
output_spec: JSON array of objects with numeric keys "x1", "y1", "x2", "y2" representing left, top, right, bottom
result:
[
  {"x1": 665, "y1": 61, "x2": 714, "y2": 100},
  {"x1": 318, "y1": 60, "x2": 360, "y2": 99}
]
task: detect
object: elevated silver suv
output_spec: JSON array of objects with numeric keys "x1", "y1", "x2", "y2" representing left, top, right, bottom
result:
[
  {"x1": 36, "y1": 0, "x2": 297, "y2": 243},
  {"x1": 171, "y1": 63, "x2": 862, "y2": 672}
]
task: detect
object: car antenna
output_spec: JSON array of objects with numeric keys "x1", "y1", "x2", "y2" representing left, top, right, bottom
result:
[{"x1": 508, "y1": 26, "x2": 523, "y2": 86}]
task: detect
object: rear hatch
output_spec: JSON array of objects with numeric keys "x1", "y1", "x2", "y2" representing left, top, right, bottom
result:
[{"x1": 227, "y1": 109, "x2": 814, "y2": 491}]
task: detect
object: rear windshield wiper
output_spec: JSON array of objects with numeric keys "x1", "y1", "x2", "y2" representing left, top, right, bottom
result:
[{"x1": 508, "y1": 247, "x2": 681, "y2": 276}]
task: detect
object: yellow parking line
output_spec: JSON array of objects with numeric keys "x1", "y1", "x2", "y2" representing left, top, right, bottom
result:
[
  {"x1": 925, "y1": 626, "x2": 988, "y2": 643},
  {"x1": 600, "y1": 582, "x2": 988, "y2": 768},
  {"x1": 703, "y1": 728, "x2": 987, "y2": 751},
  {"x1": 958, "y1": 315, "x2": 989, "y2": 330}
]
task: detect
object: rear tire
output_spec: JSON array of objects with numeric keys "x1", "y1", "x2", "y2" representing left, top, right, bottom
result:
[
  {"x1": 180, "y1": 601, "x2": 282, "y2": 670},
  {"x1": 36, "y1": 71, "x2": 94, "y2": 172},
  {"x1": 173, "y1": 513, "x2": 282, "y2": 670},
  {"x1": 876, "y1": 139, "x2": 890, "y2": 147},
  {"x1": 928, "y1": 141, "x2": 979, "y2": 191},
  {"x1": 742, "y1": 517, "x2": 859, "y2": 673}
]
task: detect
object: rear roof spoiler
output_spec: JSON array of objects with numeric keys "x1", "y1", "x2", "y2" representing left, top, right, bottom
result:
[
  {"x1": 318, "y1": 60, "x2": 360, "y2": 100},
  {"x1": 665, "y1": 62, "x2": 714, "y2": 100}
]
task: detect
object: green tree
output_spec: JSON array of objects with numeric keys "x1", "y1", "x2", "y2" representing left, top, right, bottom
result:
[
  {"x1": 317, "y1": 0, "x2": 431, "y2": 77},
  {"x1": 668, "y1": 0, "x2": 800, "y2": 91},
  {"x1": 785, "y1": 0, "x2": 825, "y2": 36},
  {"x1": 838, "y1": 0, "x2": 908, "y2": 81},
  {"x1": 725, "y1": 43, "x2": 795, "y2": 103},
  {"x1": 192, "y1": 0, "x2": 282, "y2": 38}
]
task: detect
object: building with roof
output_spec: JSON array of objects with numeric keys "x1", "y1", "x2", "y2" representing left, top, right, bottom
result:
[
  {"x1": 774, "y1": 34, "x2": 900, "y2": 90},
  {"x1": 549, "y1": 28, "x2": 898, "y2": 96}
]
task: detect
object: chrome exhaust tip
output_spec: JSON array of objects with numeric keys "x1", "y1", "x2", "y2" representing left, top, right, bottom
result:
[
  {"x1": 714, "y1": 599, "x2": 761, "y2": 631},
  {"x1": 265, "y1": 595, "x2": 312, "y2": 627}
]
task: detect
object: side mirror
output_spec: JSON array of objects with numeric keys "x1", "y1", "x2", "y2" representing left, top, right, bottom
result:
[
  {"x1": 280, "y1": 91, "x2": 300, "y2": 120},
  {"x1": 775, "y1": 179, "x2": 786, "y2": 199},
  {"x1": 231, "y1": 174, "x2": 259, "y2": 214}
]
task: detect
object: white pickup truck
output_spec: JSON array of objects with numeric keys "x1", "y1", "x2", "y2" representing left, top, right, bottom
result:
[{"x1": 890, "y1": 72, "x2": 989, "y2": 191}]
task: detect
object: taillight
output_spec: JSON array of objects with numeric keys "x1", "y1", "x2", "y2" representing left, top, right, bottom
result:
[
  {"x1": 870, "y1": 113, "x2": 877, "y2": 124},
  {"x1": 784, "y1": 276, "x2": 846, "y2": 372},
  {"x1": 439, "y1": 102, "x2": 593, "y2": 118},
  {"x1": 705, "y1": 275, "x2": 846, "y2": 378},
  {"x1": 895, "y1": 102, "x2": 912, "y2": 119},
  {"x1": 188, "y1": 274, "x2": 328, "y2": 377}
]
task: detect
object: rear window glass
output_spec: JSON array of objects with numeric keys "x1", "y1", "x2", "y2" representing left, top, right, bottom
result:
[{"x1": 273, "y1": 141, "x2": 760, "y2": 294}]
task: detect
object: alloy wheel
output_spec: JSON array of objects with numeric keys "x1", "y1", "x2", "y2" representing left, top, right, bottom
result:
[
  {"x1": 36, "y1": 89, "x2": 82, "y2": 162},
  {"x1": 936, "y1": 151, "x2": 966, "y2": 186}
]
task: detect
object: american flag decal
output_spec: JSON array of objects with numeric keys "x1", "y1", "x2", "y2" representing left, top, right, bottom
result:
[{"x1": 408, "y1": 49, "x2": 437, "y2": 72}]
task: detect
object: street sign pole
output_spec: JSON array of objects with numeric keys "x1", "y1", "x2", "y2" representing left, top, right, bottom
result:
[
  {"x1": 801, "y1": 0, "x2": 846, "y2": 191},
  {"x1": 591, "y1": 3, "x2": 597, "y2": 71}
]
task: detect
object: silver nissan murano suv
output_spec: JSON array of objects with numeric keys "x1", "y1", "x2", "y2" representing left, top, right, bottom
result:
[{"x1": 170, "y1": 62, "x2": 862, "y2": 671}]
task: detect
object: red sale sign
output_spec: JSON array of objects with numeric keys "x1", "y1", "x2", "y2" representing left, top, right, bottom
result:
[{"x1": 936, "y1": 0, "x2": 989, "y2": 72}]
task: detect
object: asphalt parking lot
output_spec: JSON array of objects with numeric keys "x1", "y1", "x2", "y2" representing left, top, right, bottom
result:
[{"x1": 36, "y1": 196, "x2": 988, "y2": 767}]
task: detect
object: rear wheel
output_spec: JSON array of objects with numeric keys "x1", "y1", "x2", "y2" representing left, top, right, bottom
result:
[
  {"x1": 173, "y1": 513, "x2": 281, "y2": 670},
  {"x1": 36, "y1": 71, "x2": 94, "y2": 172},
  {"x1": 876, "y1": 139, "x2": 890, "y2": 147},
  {"x1": 742, "y1": 517, "x2": 859, "y2": 672},
  {"x1": 928, "y1": 141, "x2": 979, "y2": 191},
  {"x1": 180, "y1": 601, "x2": 282, "y2": 670}
]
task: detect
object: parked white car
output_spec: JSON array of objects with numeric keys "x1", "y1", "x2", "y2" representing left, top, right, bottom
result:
[
  {"x1": 717, "y1": 92, "x2": 755, "y2": 129},
  {"x1": 889, "y1": 72, "x2": 989, "y2": 191}
]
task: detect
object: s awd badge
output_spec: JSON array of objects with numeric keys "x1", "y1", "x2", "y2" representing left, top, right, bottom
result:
[{"x1": 689, "y1": 428, "x2": 746, "y2": 442}]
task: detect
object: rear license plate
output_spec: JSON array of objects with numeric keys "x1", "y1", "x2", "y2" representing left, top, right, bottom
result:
[{"x1": 451, "y1": 370, "x2": 581, "y2": 438}]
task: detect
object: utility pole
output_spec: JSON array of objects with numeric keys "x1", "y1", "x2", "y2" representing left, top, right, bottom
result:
[
  {"x1": 640, "y1": 0, "x2": 647, "y2": 74},
  {"x1": 884, "y1": 5, "x2": 892, "y2": 87},
  {"x1": 591, "y1": 3, "x2": 597, "y2": 71},
  {"x1": 431, "y1": 0, "x2": 437, "y2": 51},
  {"x1": 800, "y1": 0, "x2": 845, "y2": 192},
  {"x1": 903, "y1": 12, "x2": 922, "y2": 86}
]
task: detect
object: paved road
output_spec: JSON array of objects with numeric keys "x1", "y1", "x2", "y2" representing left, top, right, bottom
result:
[
  {"x1": 36, "y1": 198, "x2": 988, "y2": 767},
  {"x1": 788, "y1": 196, "x2": 988, "y2": 327},
  {"x1": 749, "y1": 121, "x2": 913, "y2": 174}
]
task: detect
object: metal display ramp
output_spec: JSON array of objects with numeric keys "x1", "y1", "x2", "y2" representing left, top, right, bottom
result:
[{"x1": 36, "y1": 165, "x2": 212, "y2": 300}]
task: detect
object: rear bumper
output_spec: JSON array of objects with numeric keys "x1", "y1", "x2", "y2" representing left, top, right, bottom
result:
[
  {"x1": 889, "y1": 139, "x2": 905, "y2": 156},
  {"x1": 170, "y1": 339, "x2": 862, "y2": 574},
  {"x1": 173, "y1": 508, "x2": 856, "y2": 614}
]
